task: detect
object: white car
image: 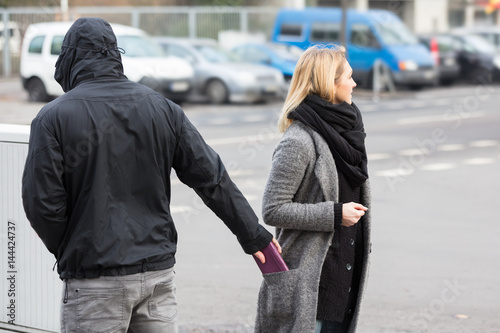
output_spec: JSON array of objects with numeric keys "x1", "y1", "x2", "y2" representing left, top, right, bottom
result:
[{"x1": 20, "y1": 22, "x2": 194, "y2": 102}]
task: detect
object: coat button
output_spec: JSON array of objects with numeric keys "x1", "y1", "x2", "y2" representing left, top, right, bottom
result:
[
  {"x1": 348, "y1": 287, "x2": 351, "y2": 293},
  {"x1": 346, "y1": 263, "x2": 352, "y2": 271},
  {"x1": 348, "y1": 308, "x2": 353, "y2": 315},
  {"x1": 350, "y1": 239, "x2": 355, "y2": 246}
]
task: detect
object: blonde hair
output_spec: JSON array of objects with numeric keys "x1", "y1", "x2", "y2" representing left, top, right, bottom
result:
[{"x1": 277, "y1": 45, "x2": 347, "y2": 133}]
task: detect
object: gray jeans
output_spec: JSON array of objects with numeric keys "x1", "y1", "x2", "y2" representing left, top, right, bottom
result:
[{"x1": 60, "y1": 267, "x2": 177, "y2": 333}]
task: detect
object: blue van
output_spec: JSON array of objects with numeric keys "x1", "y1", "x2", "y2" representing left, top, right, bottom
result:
[{"x1": 272, "y1": 7, "x2": 437, "y2": 87}]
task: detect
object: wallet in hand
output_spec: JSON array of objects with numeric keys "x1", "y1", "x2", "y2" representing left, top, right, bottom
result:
[{"x1": 253, "y1": 242, "x2": 289, "y2": 274}]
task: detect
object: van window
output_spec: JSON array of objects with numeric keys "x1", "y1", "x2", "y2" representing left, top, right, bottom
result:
[
  {"x1": 0, "y1": 28, "x2": 14, "y2": 37},
  {"x1": 51, "y1": 36, "x2": 64, "y2": 55},
  {"x1": 311, "y1": 23, "x2": 340, "y2": 42},
  {"x1": 28, "y1": 36, "x2": 45, "y2": 54},
  {"x1": 279, "y1": 23, "x2": 303, "y2": 39},
  {"x1": 374, "y1": 21, "x2": 418, "y2": 45},
  {"x1": 351, "y1": 24, "x2": 379, "y2": 48}
]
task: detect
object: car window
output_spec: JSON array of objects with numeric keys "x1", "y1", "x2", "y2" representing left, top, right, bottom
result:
[
  {"x1": 310, "y1": 23, "x2": 340, "y2": 42},
  {"x1": 28, "y1": 35, "x2": 45, "y2": 54},
  {"x1": 193, "y1": 44, "x2": 239, "y2": 63},
  {"x1": 463, "y1": 35, "x2": 495, "y2": 53},
  {"x1": 117, "y1": 35, "x2": 165, "y2": 57},
  {"x1": 51, "y1": 35, "x2": 64, "y2": 55},
  {"x1": 241, "y1": 47, "x2": 269, "y2": 63},
  {"x1": 350, "y1": 24, "x2": 379, "y2": 48},
  {"x1": 279, "y1": 23, "x2": 303, "y2": 40},
  {"x1": 163, "y1": 44, "x2": 196, "y2": 62}
]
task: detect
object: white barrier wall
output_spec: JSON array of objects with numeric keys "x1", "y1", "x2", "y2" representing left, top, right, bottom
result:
[{"x1": 0, "y1": 124, "x2": 60, "y2": 333}]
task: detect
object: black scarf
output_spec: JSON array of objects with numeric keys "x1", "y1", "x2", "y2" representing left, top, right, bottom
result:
[{"x1": 288, "y1": 94, "x2": 368, "y2": 188}]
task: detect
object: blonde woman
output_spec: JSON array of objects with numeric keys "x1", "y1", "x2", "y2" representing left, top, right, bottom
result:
[{"x1": 255, "y1": 45, "x2": 372, "y2": 333}]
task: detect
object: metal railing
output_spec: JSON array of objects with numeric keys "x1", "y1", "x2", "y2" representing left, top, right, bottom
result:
[{"x1": 1, "y1": 6, "x2": 280, "y2": 77}]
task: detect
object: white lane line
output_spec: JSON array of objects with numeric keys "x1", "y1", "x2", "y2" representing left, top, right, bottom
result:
[
  {"x1": 397, "y1": 112, "x2": 484, "y2": 125},
  {"x1": 398, "y1": 148, "x2": 429, "y2": 156},
  {"x1": 374, "y1": 168, "x2": 414, "y2": 178},
  {"x1": 368, "y1": 153, "x2": 392, "y2": 161},
  {"x1": 469, "y1": 140, "x2": 499, "y2": 148},
  {"x1": 420, "y1": 163, "x2": 456, "y2": 171},
  {"x1": 437, "y1": 144, "x2": 466, "y2": 151},
  {"x1": 463, "y1": 158, "x2": 496, "y2": 165}
]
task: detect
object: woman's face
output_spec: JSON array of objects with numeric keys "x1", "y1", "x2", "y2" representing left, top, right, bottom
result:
[{"x1": 333, "y1": 62, "x2": 356, "y2": 104}]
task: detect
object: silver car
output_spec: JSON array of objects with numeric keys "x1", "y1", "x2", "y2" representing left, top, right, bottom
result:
[{"x1": 154, "y1": 37, "x2": 285, "y2": 104}]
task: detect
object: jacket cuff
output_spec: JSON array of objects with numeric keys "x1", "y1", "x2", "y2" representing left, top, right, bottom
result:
[
  {"x1": 334, "y1": 203, "x2": 343, "y2": 229},
  {"x1": 239, "y1": 226, "x2": 273, "y2": 254}
]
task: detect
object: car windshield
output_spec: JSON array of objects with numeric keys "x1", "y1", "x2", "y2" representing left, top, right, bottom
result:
[
  {"x1": 462, "y1": 34, "x2": 495, "y2": 53},
  {"x1": 374, "y1": 21, "x2": 418, "y2": 45},
  {"x1": 267, "y1": 44, "x2": 302, "y2": 61},
  {"x1": 117, "y1": 35, "x2": 165, "y2": 57},
  {"x1": 193, "y1": 44, "x2": 240, "y2": 63}
]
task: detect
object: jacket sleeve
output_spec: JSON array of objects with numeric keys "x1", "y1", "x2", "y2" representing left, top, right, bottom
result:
[
  {"x1": 262, "y1": 133, "x2": 337, "y2": 232},
  {"x1": 172, "y1": 110, "x2": 272, "y2": 254},
  {"x1": 22, "y1": 117, "x2": 68, "y2": 256}
]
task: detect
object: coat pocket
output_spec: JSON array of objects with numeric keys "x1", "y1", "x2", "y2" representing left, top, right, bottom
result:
[{"x1": 261, "y1": 268, "x2": 300, "y2": 318}]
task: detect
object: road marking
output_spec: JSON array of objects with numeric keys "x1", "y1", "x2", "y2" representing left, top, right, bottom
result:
[
  {"x1": 420, "y1": 163, "x2": 456, "y2": 171},
  {"x1": 397, "y1": 112, "x2": 484, "y2": 125},
  {"x1": 469, "y1": 140, "x2": 498, "y2": 148},
  {"x1": 398, "y1": 148, "x2": 429, "y2": 156},
  {"x1": 367, "y1": 153, "x2": 392, "y2": 161},
  {"x1": 463, "y1": 158, "x2": 496, "y2": 165},
  {"x1": 437, "y1": 144, "x2": 466, "y2": 151},
  {"x1": 374, "y1": 168, "x2": 414, "y2": 178}
]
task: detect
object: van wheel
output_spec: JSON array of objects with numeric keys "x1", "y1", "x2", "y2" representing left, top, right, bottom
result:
[
  {"x1": 27, "y1": 78, "x2": 49, "y2": 102},
  {"x1": 206, "y1": 79, "x2": 228, "y2": 104}
]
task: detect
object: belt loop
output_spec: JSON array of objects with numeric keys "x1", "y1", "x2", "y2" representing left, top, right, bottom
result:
[{"x1": 142, "y1": 260, "x2": 147, "y2": 273}]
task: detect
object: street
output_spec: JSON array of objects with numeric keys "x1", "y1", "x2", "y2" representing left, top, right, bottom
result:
[{"x1": 1, "y1": 79, "x2": 499, "y2": 332}]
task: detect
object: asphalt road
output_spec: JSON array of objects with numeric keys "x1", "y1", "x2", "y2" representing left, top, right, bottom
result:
[{"x1": 1, "y1": 79, "x2": 499, "y2": 332}]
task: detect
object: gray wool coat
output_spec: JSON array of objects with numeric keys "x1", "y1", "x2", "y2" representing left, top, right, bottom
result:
[{"x1": 255, "y1": 121, "x2": 372, "y2": 333}]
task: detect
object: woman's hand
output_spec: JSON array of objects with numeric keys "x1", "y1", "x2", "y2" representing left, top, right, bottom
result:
[
  {"x1": 342, "y1": 202, "x2": 368, "y2": 227},
  {"x1": 253, "y1": 238, "x2": 282, "y2": 264}
]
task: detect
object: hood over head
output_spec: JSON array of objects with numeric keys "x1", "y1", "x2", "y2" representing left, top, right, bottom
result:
[{"x1": 55, "y1": 17, "x2": 126, "y2": 92}]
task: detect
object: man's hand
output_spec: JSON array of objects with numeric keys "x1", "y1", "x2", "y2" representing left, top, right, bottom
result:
[
  {"x1": 253, "y1": 238, "x2": 281, "y2": 264},
  {"x1": 342, "y1": 202, "x2": 368, "y2": 227}
]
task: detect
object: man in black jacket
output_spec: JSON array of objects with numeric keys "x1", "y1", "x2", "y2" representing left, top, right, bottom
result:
[{"x1": 22, "y1": 17, "x2": 277, "y2": 332}]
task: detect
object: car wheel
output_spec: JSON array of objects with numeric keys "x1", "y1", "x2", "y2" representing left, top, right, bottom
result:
[
  {"x1": 206, "y1": 79, "x2": 228, "y2": 104},
  {"x1": 27, "y1": 78, "x2": 49, "y2": 102}
]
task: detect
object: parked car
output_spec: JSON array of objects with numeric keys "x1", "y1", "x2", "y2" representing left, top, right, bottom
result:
[
  {"x1": 154, "y1": 37, "x2": 285, "y2": 104},
  {"x1": 438, "y1": 33, "x2": 500, "y2": 83},
  {"x1": 20, "y1": 22, "x2": 194, "y2": 102},
  {"x1": 231, "y1": 43, "x2": 302, "y2": 82},
  {"x1": 271, "y1": 7, "x2": 438, "y2": 88},
  {"x1": 452, "y1": 26, "x2": 500, "y2": 51},
  {"x1": 418, "y1": 34, "x2": 461, "y2": 85}
]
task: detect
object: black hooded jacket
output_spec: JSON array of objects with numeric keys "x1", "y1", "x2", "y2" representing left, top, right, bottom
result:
[{"x1": 22, "y1": 18, "x2": 272, "y2": 280}]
